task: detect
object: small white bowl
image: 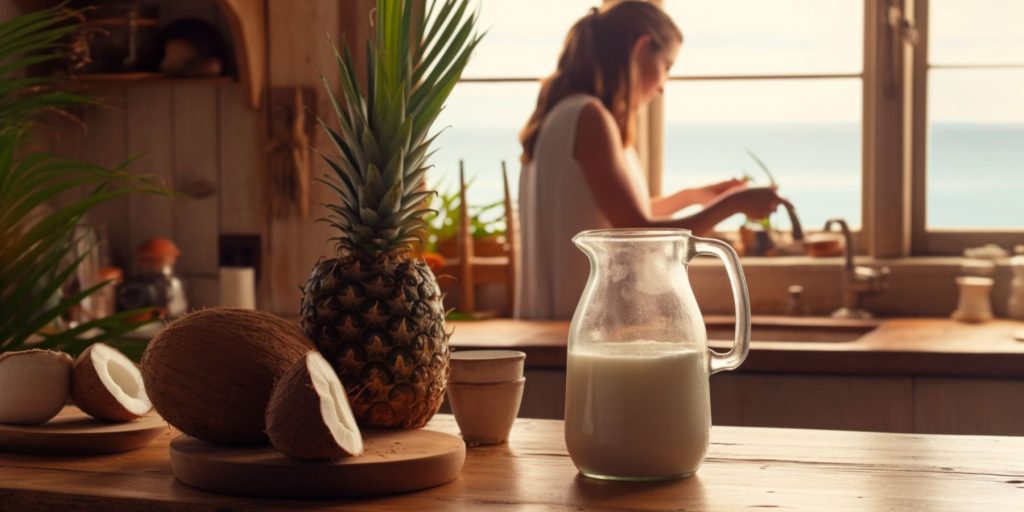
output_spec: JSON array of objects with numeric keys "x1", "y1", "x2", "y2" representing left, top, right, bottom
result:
[{"x1": 449, "y1": 350, "x2": 525, "y2": 384}]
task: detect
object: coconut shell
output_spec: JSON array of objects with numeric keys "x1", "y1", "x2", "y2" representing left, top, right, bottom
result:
[
  {"x1": 71, "y1": 344, "x2": 149, "y2": 422},
  {"x1": 266, "y1": 352, "x2": 361, "y2": 460},
  {"x1": 0, "y1": 350, "x2": 72, "y2": 425},
  {"x1": 141, "y1": 308, "x2": 314, "y2": 445}
]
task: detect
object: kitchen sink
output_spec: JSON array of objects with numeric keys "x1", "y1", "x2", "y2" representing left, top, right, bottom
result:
[{"x1": 705, "y1": 315, "x2": 882, "y2": 343}]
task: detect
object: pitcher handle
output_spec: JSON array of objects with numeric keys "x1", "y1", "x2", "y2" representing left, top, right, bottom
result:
[{"x1": 691, "y1": 236, "x2": 751, "y2": 375}]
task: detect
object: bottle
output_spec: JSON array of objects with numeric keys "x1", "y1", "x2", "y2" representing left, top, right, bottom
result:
[
  {"x1": 117, "y1": 238, "x2": 188, "y2": 320},
  {"x1": 1007, "y1": 246, "x2": 1024, "y2": 320}
]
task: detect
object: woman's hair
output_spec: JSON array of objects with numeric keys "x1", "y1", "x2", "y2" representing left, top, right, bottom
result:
[{"x1": 519, "y1": 1, "x2": 681, "y2": 163}]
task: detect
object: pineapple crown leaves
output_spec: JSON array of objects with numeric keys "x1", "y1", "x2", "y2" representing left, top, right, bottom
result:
[{"x1": 317, "y1": 0, "x2": 483, "y2": 260}]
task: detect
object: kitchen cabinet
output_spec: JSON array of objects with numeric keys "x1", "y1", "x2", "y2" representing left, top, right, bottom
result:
[
  {"x1": 709, "y1": 374, "x2": 914, "y2": 432},
  {"x1": 914, "y1": 377, "x2": 1024, "y2": 435}
]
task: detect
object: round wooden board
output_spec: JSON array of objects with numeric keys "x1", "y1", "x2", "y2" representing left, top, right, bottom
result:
[
  {"x1": 170, "y1": 428, "x2": 466, "y2": 499},
  {"x1": 0, "y1": 406, "x2": 167, "y2": 455}
]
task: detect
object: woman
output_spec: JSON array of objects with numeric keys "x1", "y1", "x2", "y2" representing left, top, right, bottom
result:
[{"x1": 517, "y1": 1, "x2": 788, "y2": 319}]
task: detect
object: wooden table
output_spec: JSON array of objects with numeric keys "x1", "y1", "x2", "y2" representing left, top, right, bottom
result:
[{"x1": 1, "y1": 415, "x2": 1022, "y2": 510}]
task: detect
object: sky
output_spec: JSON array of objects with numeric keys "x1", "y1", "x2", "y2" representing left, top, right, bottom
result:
[{"x1": 438, "y1": 0, "x2": 1024, "y2": 126}]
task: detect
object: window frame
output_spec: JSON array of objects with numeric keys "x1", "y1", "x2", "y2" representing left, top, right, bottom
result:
[
  {"x1": 647, "y1": 0, "x2": 1023, "y2": 257},
  {"x1": 905, "y1": 0, "x2": 1024, "y2": 255},
  {"x1": 644, "y1": 0, "x2": 867, "y2": 251},
  {"x1": 454, "y1": 0, "x2": 1022, "y2": 257}
]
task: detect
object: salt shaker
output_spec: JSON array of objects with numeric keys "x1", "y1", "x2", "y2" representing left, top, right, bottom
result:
[{"x1": 1007, "y1": 246, "x2": 1024, "y2": 320}]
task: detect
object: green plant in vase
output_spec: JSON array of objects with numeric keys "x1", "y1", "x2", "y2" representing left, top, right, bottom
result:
[
  {"x1": 0, "y1": 7, "x2": 166, "y2": 357},
  {"x1": 299, "y1": 0, "x2": 482, "y2": 428},
  {"x1": 425, "y1": 176, "x2": 506, "y2": 256}
]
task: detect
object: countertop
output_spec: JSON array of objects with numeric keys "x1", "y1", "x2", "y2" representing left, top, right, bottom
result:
[
  {"x1": 449, "y1": 317, "x2": 1024, "y2": 378},
  {"x1": 2, "y1": 415, "x2": 1022, "y2": 510}
]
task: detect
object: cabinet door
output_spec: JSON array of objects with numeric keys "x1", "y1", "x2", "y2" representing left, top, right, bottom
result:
[
  {"x1": 711, "y1": 373, "x2": 914, "y2": 433},
  {"x1": 914, "y1": 378, "x2": 1024, "y2": 435}
]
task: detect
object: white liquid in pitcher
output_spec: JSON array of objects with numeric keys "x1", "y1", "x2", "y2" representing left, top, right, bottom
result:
[{"x1": 564, "y1": 341, "x2": 711, "y2": 480}]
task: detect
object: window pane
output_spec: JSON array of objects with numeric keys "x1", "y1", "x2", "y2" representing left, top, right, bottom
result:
[
  {"x1": 461, "y1": 0, "x2": 599, "y2": 78},
  {"x1": 930, "y1": 0, "x2": 1024, "y2": 66},
  {"x1": 927, "y1": 69, "x2": 1024, "y2": 229},
  {"x1": 430, "y1": 82, "x2": 539, "y2": 208},
  {"x1": 664, "y1": 1, "x2": 862, "y2": 76},
  {"x1": 663, "y1": 79, "x2": 862, "y2": 230}
]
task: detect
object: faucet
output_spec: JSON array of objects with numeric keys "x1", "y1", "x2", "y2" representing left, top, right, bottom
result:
[{"x1": 822, "y1": 218, "x2": 890, "y2": 319}]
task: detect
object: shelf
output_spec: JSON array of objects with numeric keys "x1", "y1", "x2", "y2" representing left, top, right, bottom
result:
[
  {"x1": 70, "y1": 73, "x2": 234, "y2": 85},
  {"x1": 13, "y1": 0, "x2": 265, "y2": 109}
]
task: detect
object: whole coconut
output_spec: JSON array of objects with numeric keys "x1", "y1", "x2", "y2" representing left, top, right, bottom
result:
[{"x1": 141, "y1": 308, "x2": 313, "y2": 445}]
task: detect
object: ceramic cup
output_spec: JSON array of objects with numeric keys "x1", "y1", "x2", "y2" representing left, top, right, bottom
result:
[
  {"x1": 447, "y1": 350, "x2": 526, "y2": 446},
  {"x1": 951, "y1": 276, "x2": 994, "y2": 323}
]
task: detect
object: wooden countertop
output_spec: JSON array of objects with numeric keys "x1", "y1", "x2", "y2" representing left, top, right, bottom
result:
[
  {"x1": 2, "y1": 415, "x2": 1022, "y2": 510},
  {"x1": 450, "y1": 317, "x2": 1024, "y2": 378}
]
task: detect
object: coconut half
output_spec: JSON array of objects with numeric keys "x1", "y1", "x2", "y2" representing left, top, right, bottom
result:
[
  {"x1": 71, "y1": 343, "x2": 152, "y2": 422},
  {"x1": 0, "y1": 349, "x2": 72, "y2": 425},
  {"x1": 266, "y1": 351, "x2": 363, "y2": 461},
  {"x1": 142, "y1": 308, "x2": 313, "y2": 445}
]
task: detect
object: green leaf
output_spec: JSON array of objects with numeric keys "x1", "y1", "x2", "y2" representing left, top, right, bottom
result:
[
  {"x1": 364, "y1": 163, "x2": 387, "y2": 202},
  {"x1": 315, "y1": 0, "x2": 481, "y2": 258},
  {"x1": 377, "y1": 181, "x2": 403, "y2": 218},
  {"x1": 0, "y1": 7, "x2": 169, "y2": 353}
]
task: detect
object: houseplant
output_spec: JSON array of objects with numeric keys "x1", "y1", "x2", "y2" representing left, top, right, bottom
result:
[
  {"x1": 0, "y1": 6, "x2": 164, "y2": 358},
  {"x1": 299, "y1": 0, "x2": 482, "y2": 428},
  {"x1": 426, "y1": 178, "x2": 508, "y2": 258}
]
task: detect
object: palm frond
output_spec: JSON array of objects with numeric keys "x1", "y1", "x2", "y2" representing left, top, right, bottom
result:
[
  {"x1": 0, "y1": 6, "x2": 169, "y2": 356},
  {"x1": 318, "y1": 0, "x2": 482, "y2": 258}
]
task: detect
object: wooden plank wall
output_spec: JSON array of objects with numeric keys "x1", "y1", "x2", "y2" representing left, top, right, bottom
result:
[
  {"x1": 40, "y1": 78, "x2": 260, "y2": 310},
  {"x1": 262, "y1": 0, "x2": 373, "y2": 314},
  {"x1": 264, "y1": 0, "x2": 338, "y2": 314},
  {"x1": 4, "y1": 0, "x2": 385, "y2": 317}
]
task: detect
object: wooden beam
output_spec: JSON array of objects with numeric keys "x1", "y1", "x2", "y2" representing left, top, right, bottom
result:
[
  {"x1": 862, "y1": 0, "x2": 910, "y2": 257},
  {"x1": 908, "y1": 0, "x2": 928, "y2": 254}
]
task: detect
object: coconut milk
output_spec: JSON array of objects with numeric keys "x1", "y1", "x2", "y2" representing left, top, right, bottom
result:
[{"x1": 564, "y1": 341, "x2": 710, "y2": 480}]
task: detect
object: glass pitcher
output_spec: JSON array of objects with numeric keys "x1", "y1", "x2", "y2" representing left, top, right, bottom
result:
[{"x1": 564, "y1": 229, "x2": 751, "y2": 481}]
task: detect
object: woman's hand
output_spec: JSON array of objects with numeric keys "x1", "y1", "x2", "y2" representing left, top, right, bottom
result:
[
  {"x1": 704, "y1": 178, "x2": 748, "y2": 198},
  {"x1": 693, "y1": 177, "x2": 748, "y2": 206},
  {"x1": 724, "y1": 186, "x2": 788, "y2": 220}
]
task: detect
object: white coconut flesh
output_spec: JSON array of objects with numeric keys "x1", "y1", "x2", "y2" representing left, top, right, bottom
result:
[
  {"x1": 0, "y1": 350, "x2": 72, "y2": 425},
  {"x1": 308, "y1": 352, "x2": 363, "y2": 456},
  {"x1": 88, "y1": 343, "x2": 152, "y2": 416}
]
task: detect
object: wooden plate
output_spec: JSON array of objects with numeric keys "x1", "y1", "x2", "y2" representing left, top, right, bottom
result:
[
  {"x1": 0, "y1": 406, "x2": 167, "y2": 455},
  {"x1": 170, "y1": 428, "x2": 466, "y2": 499}
]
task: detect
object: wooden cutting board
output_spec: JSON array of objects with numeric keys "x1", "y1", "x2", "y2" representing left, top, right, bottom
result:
[
  {"x1": 170, "y1": 428, "x2": 466, "y2": 499},
  {"x1": 0, "y1": 406, "x2": 167, "y2": 455}
]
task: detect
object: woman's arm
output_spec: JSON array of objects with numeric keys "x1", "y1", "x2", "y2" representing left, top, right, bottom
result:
[
  {"x1": 574, "y1": 100, "x2": 784, "y2": 235},
  {"x1": 650, "y1": 179, "x2": 747, "y2": 217}
]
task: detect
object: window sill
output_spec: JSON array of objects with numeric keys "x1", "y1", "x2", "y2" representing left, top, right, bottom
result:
[{"x1": 687, "y1": 256, "x2": 1013, "y2": 317}]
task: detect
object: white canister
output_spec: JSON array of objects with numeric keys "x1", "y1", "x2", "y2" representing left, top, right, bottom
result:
[
  {"x1": 951, "y1": 276, "x2": 994, "y2": 323},
  {"x1": 219, "y1": 266, "x2": 256, "y2": 309},
  {"x1": 1007, "y1": 252, "x2": 1024, "y2": 320}
]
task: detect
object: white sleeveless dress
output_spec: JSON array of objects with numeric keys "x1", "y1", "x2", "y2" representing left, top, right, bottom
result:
[{"x1": 516, "y1": 94, "x2": 650, "y2": 320}]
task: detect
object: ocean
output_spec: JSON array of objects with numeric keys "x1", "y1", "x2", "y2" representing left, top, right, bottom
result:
[{"x1": 429, "y1": 123, "x2": 1024, "y2": 231}]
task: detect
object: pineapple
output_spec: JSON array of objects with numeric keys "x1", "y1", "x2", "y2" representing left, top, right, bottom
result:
[{"x1": 300, "y1": 0, "x2": 481, "y2": 428}]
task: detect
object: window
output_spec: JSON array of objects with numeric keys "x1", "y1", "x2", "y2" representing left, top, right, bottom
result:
[
  {"x1": 924, "y1": 0, "x2": 1024, "y2": 232},
  {"x1": 432, "y1": 0, "x2": 1023, "y2": 255},
  {"x1": 661, "y1": 0, "x2": 863, "y2": 230}
]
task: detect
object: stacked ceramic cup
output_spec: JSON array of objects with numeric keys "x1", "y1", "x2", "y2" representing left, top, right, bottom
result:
[{"x1": 446, "y1": 350, "x2": 526, "y2": 446}]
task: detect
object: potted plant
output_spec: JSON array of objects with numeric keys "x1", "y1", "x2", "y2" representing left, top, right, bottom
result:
[
  {"x1": 427, "y1": 179, "x2": 508, "y2": 259},
  {"x1": 0, "y1": 6, "x2": 167, "y2": 358}
]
